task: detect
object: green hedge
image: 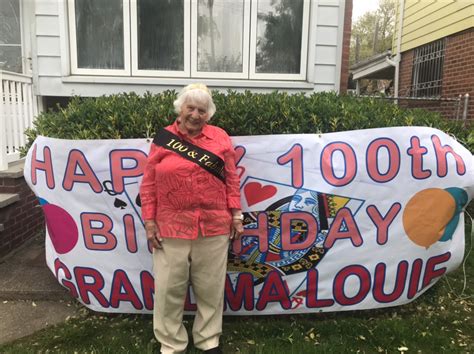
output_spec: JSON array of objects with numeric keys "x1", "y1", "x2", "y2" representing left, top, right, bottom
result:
[{"x1": 24, "y1": 91, "x2": 473, "y2": 152}]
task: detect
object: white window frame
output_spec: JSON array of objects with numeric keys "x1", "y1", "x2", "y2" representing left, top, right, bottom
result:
[
  {"x1": 66, "y1": 0, "x2": 311, "y2": 81},
  {"x1": 249, "y1": 0, "x2": 310, "y2": 81},
  {"x1": 131, "y1": 0, "x2": 190, "y2": 77},
  {"x1": 68, "y1": 0, "x2": 131, "y2": 76},
  {"x1": 0, "y1": 0, "x2": 24, "y2": 73},
  {"x1": 191, "y1": 0, "x2": 250, "y2": 79}
]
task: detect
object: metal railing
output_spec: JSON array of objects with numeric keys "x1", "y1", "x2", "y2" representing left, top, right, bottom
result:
[
  {"x1": 411, "y1": 39, "x2": 446, "y2": 98},
  {"x1": 0, "y1": 70, "x2": 39, "y2": 170},
  {"x1": 355, "y1": 93, "x2": 470, "y2": 126}
]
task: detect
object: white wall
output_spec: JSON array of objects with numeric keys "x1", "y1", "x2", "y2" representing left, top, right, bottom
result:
[
  {"x1": 33, "y1": 0, "x2": 346, "y2": 96},
  {"x1": 311, "y1": 0, "x2": 345, "y2": 92},
  {"x1": 34, "y1": 0, "x2": 62, "y2": 94}
]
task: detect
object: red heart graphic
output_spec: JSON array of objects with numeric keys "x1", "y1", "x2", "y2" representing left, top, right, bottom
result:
[
  {"x1": 234, "y1": 146, "x2": 245, "y2": 165},
  {"x1": 244, "y1": 182, "x2": 277, "y2": 207}
]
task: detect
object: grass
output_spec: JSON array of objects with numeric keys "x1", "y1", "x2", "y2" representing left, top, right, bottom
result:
[{"x1": 1, "y1": 214, "x2": 472, "y2": 353}]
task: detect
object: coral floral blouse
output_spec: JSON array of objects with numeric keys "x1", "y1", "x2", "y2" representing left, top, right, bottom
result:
[{"x1": 140, "y1": 121, "x2": 241, "y2": 239}]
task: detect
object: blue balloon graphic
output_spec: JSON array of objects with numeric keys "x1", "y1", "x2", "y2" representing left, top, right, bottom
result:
[
  {"x1": 439, "y1": 187, "x2": 468, "y2": 242},
  {"x1": 38, "y1": 197, "x2": 49, "y2": 206}
]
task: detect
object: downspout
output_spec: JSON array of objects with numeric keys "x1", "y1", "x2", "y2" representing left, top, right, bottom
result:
[{"x1": 393, "y1": 0, "x2": 406, "y2": 101}]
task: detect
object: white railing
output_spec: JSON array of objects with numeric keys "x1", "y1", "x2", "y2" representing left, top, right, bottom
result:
[{"x1": 0, "y1": 70, "x2": 39, "y2": 170}]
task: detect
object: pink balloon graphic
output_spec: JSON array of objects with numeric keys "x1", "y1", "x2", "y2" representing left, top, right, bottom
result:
[{"x1": 42, "y1": 204, "x2": 79, "y2": 254}]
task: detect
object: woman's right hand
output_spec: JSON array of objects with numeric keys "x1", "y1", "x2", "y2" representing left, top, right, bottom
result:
[{"x1": 145, "y1": 220, "x2": 163, "y2": 249}]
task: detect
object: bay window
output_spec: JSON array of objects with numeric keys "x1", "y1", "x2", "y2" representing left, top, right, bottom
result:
[
  {"x1": 192, "y1": 0, "x2": 249, "y2": 78},
  {"x1": 131, "y1": 0, "x2": 189, "y2": 76},
  {"x1": 251, "y1": 0, "x2": 309, "y2": 79},
  {"x1": 69, "y1": 0, "x2": 130, "y2": 75},
  {"x1": 68, "y1": 0, "x2": 310, "y2": 80}
]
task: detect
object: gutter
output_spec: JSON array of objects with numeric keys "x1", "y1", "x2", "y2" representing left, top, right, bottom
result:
[
  {"x1": 393, "y1": 0, "x2": 406, "y2": 99},
  {"x1": 385, "y1": 57, "x2": 397, "y2": 67}
]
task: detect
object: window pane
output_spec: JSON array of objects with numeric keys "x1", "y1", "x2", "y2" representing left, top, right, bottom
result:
[
  {"x1": 0, "y1": 0, "x2": 22, "y2": 72},
  {"x1": 256, "y1": 0, "x2": 303, "y2": 74},
  {"x1": 197, "y1": 0, "x2": 244, "y2": 73},
  {"x1": 0, "y1": 0, "x2": 21, "y2": 44},
  {"x1": 138, "y1": 0, "x2": 184, "y2": 71},
  {"x1": 0, "y1": 46, "x2": 22, "y2": 73},
  {"x1": 75, "y1": 0, "x2": 124, "y2": 69}
]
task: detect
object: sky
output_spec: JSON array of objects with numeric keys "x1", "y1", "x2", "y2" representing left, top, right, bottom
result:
[{"x1": 352, "y1": 0, "x2": 380, "y2": 21}]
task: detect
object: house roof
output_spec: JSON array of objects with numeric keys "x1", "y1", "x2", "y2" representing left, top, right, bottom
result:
[{"x1": 350, "y1": 51, "x2": 395, "y2": 81}]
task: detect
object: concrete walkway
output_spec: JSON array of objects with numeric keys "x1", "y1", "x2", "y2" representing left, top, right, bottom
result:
[
  {"x1": 0, "y1": 300, "x2": 78, "y2": 344},
  {"x1": 0, "y1": 236, "x2": 78, "y2": 345}
]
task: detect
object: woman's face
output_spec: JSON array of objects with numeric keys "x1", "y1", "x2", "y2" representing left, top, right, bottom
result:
[{"x1": 179, "y1": 100, "x2": 209, "y2": 133}]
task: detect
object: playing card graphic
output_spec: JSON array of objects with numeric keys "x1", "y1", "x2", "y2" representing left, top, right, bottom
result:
[
  {"x1": 102, "y1": 179, "x2": 144, "y2": 226},
  {"x1": 228, "y1": 176, "x2": 364, "y2": 285}
]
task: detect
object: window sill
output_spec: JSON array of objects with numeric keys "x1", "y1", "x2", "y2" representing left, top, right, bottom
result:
[{"x1": 61, "y1": 75, "x2": 315, "y2": 90}]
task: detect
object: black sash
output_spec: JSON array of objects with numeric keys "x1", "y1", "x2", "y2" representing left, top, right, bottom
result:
[{"x1": 153, "y1": 128, "x2": 226, "y2": 183}]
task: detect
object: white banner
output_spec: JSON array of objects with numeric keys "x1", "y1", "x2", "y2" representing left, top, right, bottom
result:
[{"x1": 24, "y1": 127, "x2": 473, "y2": 314}]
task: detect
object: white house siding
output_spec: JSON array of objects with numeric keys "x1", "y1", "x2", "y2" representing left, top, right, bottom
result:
[
  {"x1": 37, "y1": 37, "x2": 61, "y2": 57},
  {"x1": 312, "y1": 0, "x2": 343, "y2": 92},
  {"x1": 34, "y1": 0, "x2": 346, "y2": 96}
]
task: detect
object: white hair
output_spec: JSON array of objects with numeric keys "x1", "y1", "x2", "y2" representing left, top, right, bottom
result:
[{"x1": 173, "y1": 84, "x2": 216, "y2": 119}]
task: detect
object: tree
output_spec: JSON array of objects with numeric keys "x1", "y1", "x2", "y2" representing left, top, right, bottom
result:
[{"x1": 350, "y1": 0, "x2": 396, "y2": 66}]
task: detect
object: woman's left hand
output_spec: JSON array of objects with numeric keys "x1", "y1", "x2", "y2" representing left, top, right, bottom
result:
[{"x1": 230, "y1": 219, "x2": 244, "y2": 240}]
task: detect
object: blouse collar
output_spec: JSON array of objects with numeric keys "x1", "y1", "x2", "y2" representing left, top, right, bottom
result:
[{"x1": 172, "y1": 119, "x2": 215, "y2": 140}]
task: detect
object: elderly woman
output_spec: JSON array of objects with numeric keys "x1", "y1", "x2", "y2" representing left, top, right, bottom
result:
[{"x1": 140, "y1": 83, "x2": 243, "y2": 354}]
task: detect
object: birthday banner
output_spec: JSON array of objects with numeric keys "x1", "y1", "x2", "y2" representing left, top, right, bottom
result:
[{"x1": 24, "y1": 127, "x2": 473, "y2": 314}]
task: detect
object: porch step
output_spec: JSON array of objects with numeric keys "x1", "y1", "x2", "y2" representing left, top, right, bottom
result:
[
  {"x1": 0, "y1": 159, "x2": 25, "y2": 179},
  {"x1": 0, "y1": 236, "x2": 71, "y2": 301},
  {"x1": 0, "y1": 194, "x2": 20, "y2": 209},
  {"x1": 0, "y1": 194, "x2": 20, "y2": 231},
  {"x1": 0, "y1": 159, "x2": 25, "y2": 232}
]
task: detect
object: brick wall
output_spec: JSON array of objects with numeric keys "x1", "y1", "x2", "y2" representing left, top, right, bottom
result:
[
  {"x1": 398, "y1": 50, "x2": 414, "y2": 97},
  {"x1": 398, "y1": 28, "x2": 474, "y2": 122},
  {"x1": 339, "y1": 0, "x2": 353, "y2": 93},
  {"x1": 0, "y1": 176, "x2": 44, "y2": 259},
  {"x1": 442, "y1": 28, "x2": 474, "y2": 121}
]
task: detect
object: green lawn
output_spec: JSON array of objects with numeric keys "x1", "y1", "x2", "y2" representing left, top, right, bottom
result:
[{"x1": 1, "y1": 219, "x2": 472, "y2": 353}]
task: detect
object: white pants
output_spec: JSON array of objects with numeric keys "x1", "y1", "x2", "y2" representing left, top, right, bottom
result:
[{"x1": 153, "y1": 233, "x2": 230, "y2": 354}]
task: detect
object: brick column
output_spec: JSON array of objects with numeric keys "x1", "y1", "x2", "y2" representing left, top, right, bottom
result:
[
  {"x1": 0, "y1": 175, "x2": 44, "y2": 259},
  {"x1": 398, "y1": 50, "x2": 414, "y2": 97}
]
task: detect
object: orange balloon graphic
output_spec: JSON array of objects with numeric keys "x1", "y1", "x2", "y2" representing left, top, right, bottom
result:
[{"x1": 403, "y1": 188, "x2": 456, "y2": 248}]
